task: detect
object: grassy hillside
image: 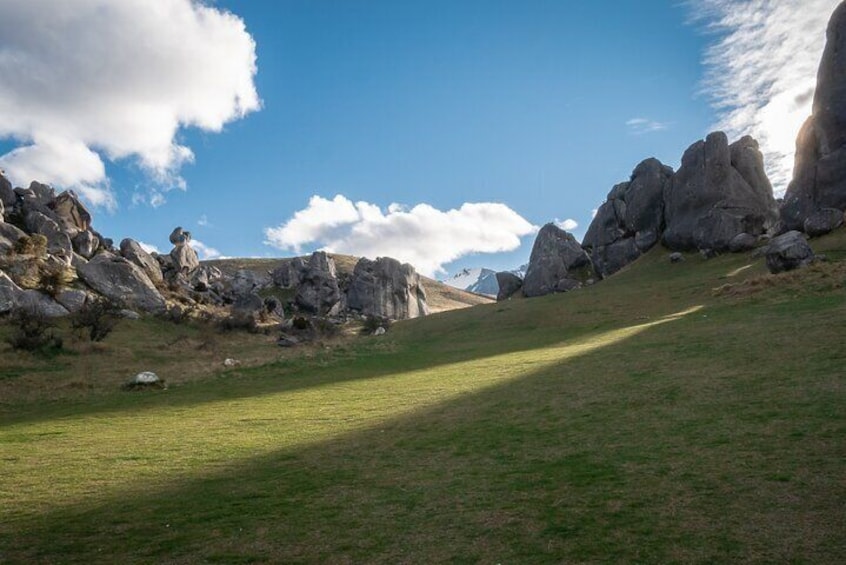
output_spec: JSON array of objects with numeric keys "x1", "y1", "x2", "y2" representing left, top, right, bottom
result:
[
  {"x1": 1, "y1": 230, "x2": 844, "y2": 563},
  {"x1": 204, "y1": 254, "x2": 494, "y2": 313}
]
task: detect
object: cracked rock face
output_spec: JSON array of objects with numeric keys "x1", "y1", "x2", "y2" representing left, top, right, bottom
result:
[
  {"x1": 523, "y1": 223, "x2": 595, "y2": 298},
  {"x1": 781, "y1": 3, "x2": 846, "y2": 231},
  {"x1": 663, "y1": 132, "x2": 778, "y2": 252},
  {"x1": 346, "y1": 256, "x2": 429, "y2": 319},
  {"x1": 582, "y1": 158, "x2": 673, "y2": 277}
]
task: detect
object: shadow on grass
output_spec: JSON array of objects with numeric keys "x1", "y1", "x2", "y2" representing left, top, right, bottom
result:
[
  {"x1": 3, "y1": 301, "x2": 843, "y2": 563},
  {"x1": 0, "y1": 296, "x2": 707, "y2": 428}
]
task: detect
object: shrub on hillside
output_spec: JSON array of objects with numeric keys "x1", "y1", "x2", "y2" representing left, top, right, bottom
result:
[
  {"x1": 4, "y1": 304, "x2": 63, "y2": 353},
  {"x1": 70, "y1": 297, "x2": 122, "y2": 342},
  {"x1": 14, "y1": 235, "x2": 48, "y2": 257},
  {"x1": 38, "y1": 264, "x2": 75, "y2": 298}
]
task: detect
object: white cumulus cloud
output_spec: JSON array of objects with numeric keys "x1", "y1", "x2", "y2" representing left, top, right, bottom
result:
[
  {"x1": 691, "y1": 0, "x2": 839, "y2": 195},
  {"x1": 554, "y1": 218, "x2": 579, "y2": 231},
  {"x1": 0, "y1": 0, "x2": 259, "y2": 207},
  {"x1": 264, "y1": 195, "x2": 538, "y2": 277},
  {"x1": 192, "y1": 240, "x2": 224, "y2": 261}
]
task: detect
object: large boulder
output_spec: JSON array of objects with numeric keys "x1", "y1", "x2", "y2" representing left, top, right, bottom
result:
[
  {"x1": 120, "y1": 238, "x2": 163, "y2": 285},
  {"x1": 294, "y1": 251, "x2": 343, "y2": 316},
  {"x1": 346, "y1": 256, "x2": 429, "y2": 319},
  {"x1": 765, "y1": 231, "x2": 815, "y2": 274},
  {"x1": 271, "y1": 257, "x2": 306, "y2": 288},
  {"x1": 77, "y1": 252, "x2": 166, "y2": 313},
  {"x1": 0, "y1": 221, "x2": 27, "y2": 254},
  {"x1": 523, "y1": 223, "x2": 595, "y2": 298},
  {"x1": 663, "y1": 132, "x2": 779, "y2": 252},
  {"x1": 781, "y1": 3, "x2": 846, "y2": 231},
  {"x1": 583, "y1": 158, "x2": 674, "y2": 276},
  {"x1": 170, "y1": 243, "x2": 199, "y2": 274},
  {"x1": 49, "y1": 191, "x2": 91, "y2": 236},
  {"x1": 495, "y1": 271, "x2": 523, "y2": 301},
  {"x1": 73, "y1": 230, "x2": 100, "y2": 259},
  {"x1": 24, "y1": 210, "x2": 73, "y2": 259},
  {"x1": 0, "y1": 171, "x2": 14, "y2": 210},
  {"x1": 0, "y1": 273, "x2": 68, "y2": 317}
]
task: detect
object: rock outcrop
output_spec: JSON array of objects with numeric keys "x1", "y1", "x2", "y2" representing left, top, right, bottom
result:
[
  {"x1": 663, "y1": 133, "x2": 778, "y2": 252},
  {"x1": 120, "y1": 239, "x2": 164, "y2": 285},
  {"x1": 347, "y1": 256, "x2": 429, "y2": 319},
  {"x1": 765, "y1": 231, "x2": 815, "y2": 274},
  {"x1": 523, "y1": 223, "x2": 595, "y2": 298},
  {"x1": 782, "y1": 3, "x2": 846, "y2": 231},
  {"x1": 583, "y1": 158, "x2": 673, "y2": 276},
  {"x1": 77, "y1": 253, "x2": 166, "y2": 314},
  {"x1": 294, "y1": 252, "x2": 343, "y2": 316},
  {"x1": 495, "y1": 271, "x2": 523, "y2": 301}
]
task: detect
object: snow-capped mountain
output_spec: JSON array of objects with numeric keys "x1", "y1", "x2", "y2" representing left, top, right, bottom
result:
[{"x1": 441, "y1": 267, "x2": 499, "y2": 297}]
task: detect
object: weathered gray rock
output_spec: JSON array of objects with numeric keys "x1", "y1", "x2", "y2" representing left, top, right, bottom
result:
[
  {"x1": 49, "y1": 191, "x2": 91, "y2": 236},
  {"x1": 495, "y1": 271, "x2": 523, "y2": 301},
  {"x1": 765, "y1": 231, "x2": 815, "y2": 273},
  {"x1": 15, "y1": 181, "x2": 55, "y2": 208},
  {"x1": 169, "y1": 226, "x2": 192, "y2": 245},
  {"x1": 170, "y1": 243, "x2": 199, "y2": 274},
  {"x1": 24, "y1": 210, "x2": 72, "y2": 258},
  {"x1": 120, "y1": 238, "x2": 163, "y2": 285},
  {"x1": 55, "y1": 288, "x2": 91, "y2": 313},
  {"x1": 295, "y1": 252, "x2": 343, "y2": 316},
  {"x1": 728, "y1": 232, "x2": 758, "y2": 253},
  {"x1": 782, "y1": 3, "x2": 846, "y2": 230},
  {"x1": 77, "y1": 252, "x2": 166, "y2": 313},
  {"x1": 123, "y1": 371, "x2": 166, "y2": 390},
  {"x1": 229, "y1": 269, "x2": 268, "y2": 298},
  {"x1": 190, "y1": 265, "x2": 222, "y2": 292},
  {"x1": 663, "y1": 132, "x2": 778, "y2": 251},
  {"x1": 346, "y1": 256, "x2": 429, "y2": 319},
  {"x1": 583, "y1": 158, "x2": 673, "y2": 277},
  {"x1": 271, "y1": 257, "x2": 307, "y2": 288},
  {"x1": 668, "y1": 252, "x2": 685, "y2": 263},
  {"x1": 73, "y1": 230, "x2": 100, "y2": 259},
  {"x1": 0, "y1": 221, "x2": 27, "y2": 253},
  {"x1": 803, "y1": 208, "x2": 844, "y2": 237},
  {"x1": 0, "y1": 272, "x2": 21, "y2": 313},
  {"x1": 523, "y1": 223, "x2": 595, "y2": 298},
  {"x1": 19, "y1": 290, "x2": 69, "y2": 318},
  {"x1": 0, "y1": 171, "x2": 14, "y2": 209}
]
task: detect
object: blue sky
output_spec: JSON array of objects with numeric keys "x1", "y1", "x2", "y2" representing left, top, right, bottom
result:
[{"x1": 0, "y1": 0, "x2": 837, "y2": 276}]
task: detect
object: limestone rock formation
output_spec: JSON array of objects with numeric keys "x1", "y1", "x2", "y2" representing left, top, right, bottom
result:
[
  {"x1": 120, "y1": 238, "x2": 164, "y2": 285},
  {"x1": 168, "y1": 227, "x2": 200, "y2": 274},
  {"x1": 77, "y1": 252, "x2": 166, "y2": 313},
  {"x1": 663, "y1": 132, "x2": 778, "y2": 252},
  {"x1": 73, "y1": 230, "x2": 100, "y2": 259},
  {"x1": 294, "y1": 252, "x2": 343, "y2": 316},
  {"x1": 346, "y1": 256, "x2": 429, "y2": 319},
  {"x1": 24, "y1": 210, "x2": 73, "y2": 259},
  {"x1": 765, "y1": 231, "x2": 815, "y2": 274},
  {"x1": 50, "y1": 191, "x2": 91, "y2": 236},
  {"x1": 0, "y1": 171, "x2": 14, "y2": 210},
  {"x1": 583, "y1": 158, "x2": 673, "y2": 277},
  {"x1": 782, "y1": 3, "x2": 846, "y2": 231},
  {"x1": 272, "y1": 257, "x2": 306, "y2": 288},
  {"x1": 495, "y1": 271, "x2": 523, "y2": 301},
  {"x1": 523, "y1": 223, "x2": 595, "y2": 298}
]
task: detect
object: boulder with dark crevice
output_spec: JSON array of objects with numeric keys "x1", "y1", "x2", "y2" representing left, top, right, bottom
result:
[{"x1": 523, "y1": 223, "x2": 595, "y2": 298}]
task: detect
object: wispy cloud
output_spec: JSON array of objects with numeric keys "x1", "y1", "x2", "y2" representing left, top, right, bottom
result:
[
  {"x1": 626, "y1": 117, "x2": 672, "y2": 135},
  {"x1": 0, "y1": 0, "x2": 259, "y2": 208},
  {"x1": 690, "y1": 0, "x2": 838, "y2": 195},
  {"x1": 264, "y1": 195, "x2": 538, "y2": 277},
  {"x1": 198, "y1": 214, "x2": 211, "y2": 228},
  {"x1": 192, "y1": 240, "x2": 224, "y2": 261}
]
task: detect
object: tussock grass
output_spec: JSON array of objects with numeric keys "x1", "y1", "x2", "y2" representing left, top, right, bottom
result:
[{"x1": 1, "y1": 229, "x2": 844, "y2": 563}]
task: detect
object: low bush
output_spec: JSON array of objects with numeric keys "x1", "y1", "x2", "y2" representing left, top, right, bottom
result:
[
  {"x1": 4, "y1": 303, "x2": 63, "y2": 353},
  {"x1": 70, "y1": 297, "x2": 122, "y2": 342}
]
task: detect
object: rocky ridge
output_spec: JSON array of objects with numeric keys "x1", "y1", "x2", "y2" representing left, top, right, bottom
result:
[{"x1": 0, "y1": 175, "x2": 430, "y2": 328}]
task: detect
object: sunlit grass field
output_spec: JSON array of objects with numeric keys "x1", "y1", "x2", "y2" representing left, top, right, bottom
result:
[{"x1": 1, "y1": 231, "x2": 845, "y2": 563}]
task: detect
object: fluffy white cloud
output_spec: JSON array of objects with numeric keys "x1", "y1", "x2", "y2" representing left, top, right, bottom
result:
[
  {"x1": 626, "y1": 118, "x2": 671, "y2": 135},
  {"x1": 264, "y1": 195, "x2": 538, "y2": 276},
  {"x1": 192, "y1": 240, "x2": 224, "y2": 261},
  {"x1": 138, "y1": 241, "x2": 160, "y2": 255},
  {"x1": 554, "y1": 218, "x2": 579, "y2": 231},
  {"x1": 692, "y1": 0, "x2": 839, "y2": 195},
  {"x1": 0, "y1": 0, "x2": 259, "y2": 207}
]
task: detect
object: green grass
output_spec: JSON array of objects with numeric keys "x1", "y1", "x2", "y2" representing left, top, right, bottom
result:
[{"x1": 1, "y1": 231, "x2": 845, "y2": 563}]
